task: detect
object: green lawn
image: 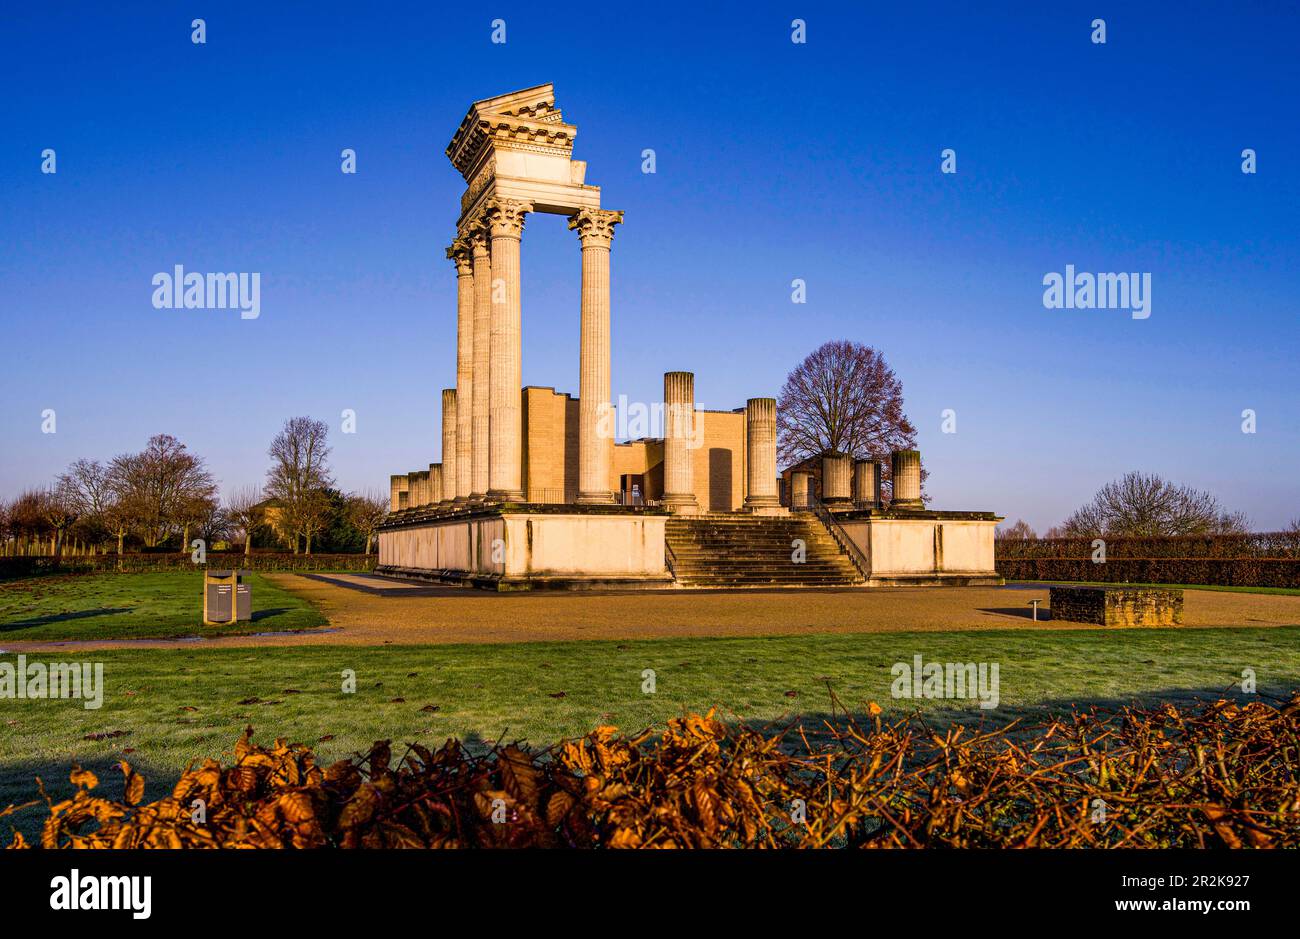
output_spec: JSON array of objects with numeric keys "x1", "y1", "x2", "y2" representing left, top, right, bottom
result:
[
  {"x1": 0, "y1": 572, "x2": 327, "y2": 640},
  {"x1": 3, "y1": 625, "x2": 1297, "y2": 839}
]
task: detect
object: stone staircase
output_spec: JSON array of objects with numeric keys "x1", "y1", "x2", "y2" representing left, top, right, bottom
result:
[{"x1": 665, "y1": 514, "x2": 865, "y2": 588}]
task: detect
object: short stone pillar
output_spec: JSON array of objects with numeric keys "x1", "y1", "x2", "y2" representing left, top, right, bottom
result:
[
  {"x1": 440, "y1": 389, "x2": 457, "y2": 504},
  {"x1": 406, "y1": 471, "x2": 421, "y2": 508},
  {"x1": 789, "y1": 471, "x2": 812, "y2": 511},
  {"x1": 822, "y1": 452, "x2": 852, "y2": 505},
  {"x1": 428, "y1": 464, "x2": 443, "y2": 505},
  {"x1": 662, "y1": 371, "x2": 699, "y2": 514},
  {"x1": 854, "y1": 459, "x2": 881, "y2": 508},
  {"x1": 389, "y1": 474, "x2": 409, "y2": 513},
  {"x1": 743, "y1": 398, "x2": 782, "y2": 514},
  {"x1": 891, "y1": 449, "x2": 923, "y2": 508}
]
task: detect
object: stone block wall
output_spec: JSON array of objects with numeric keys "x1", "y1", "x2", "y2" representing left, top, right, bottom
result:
[{"x1": 1049, "y1": 585, "x2": 1183, "y2": 626}]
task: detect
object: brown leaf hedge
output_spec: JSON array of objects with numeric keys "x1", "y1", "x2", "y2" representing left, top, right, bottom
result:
[{"x1": 6, "y1": 695, "x2": 1299, "y2": 848}]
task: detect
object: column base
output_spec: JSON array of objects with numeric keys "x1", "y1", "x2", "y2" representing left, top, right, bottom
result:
[
  {"x1": 890, "y1": 499, "x2": 924, "y2": 510},
  {"x1": 662, "y1": 494, "x2": 699, "y2": 515},
  {"x1": 487, "y1": 489, "x2": 525, "y2": 503},
  {"x1": 576, "y1": 491, "x2": 617, "y2": 505},
  {"x1": 742, "y1": 499, "x2": 788, "y2": 517}
]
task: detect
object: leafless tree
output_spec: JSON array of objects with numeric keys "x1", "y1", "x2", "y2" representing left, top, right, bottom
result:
[
  {"x1": 776, "y1": 341, "x2": 918, "y2": 497},
  {"x1": 225, "y1": 486, "x2": 264, "y2": 556},
  {"x1": 1059, "y1": 472, "x2": 1248, "y2": 538},
  {"x1": 107, "y1": 435, "x2": 217, "y2": 548},
  {"x1": 7, "y1": 491, "x2": 49, "y2": 555},
  {"x1": 995, "y1": 519, "x2": 1037, "y2": 540},
  {"x1": 41, "y1": 484, "x2": 79, "y2": 557},
  {"x1": 265, "y1": 417, "x2": 334, "y2": 555},
  {"x1": 345, "y1": 489, "x2": 389, "y2": 555}
]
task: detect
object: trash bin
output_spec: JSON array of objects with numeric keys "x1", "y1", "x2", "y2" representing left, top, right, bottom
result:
[{"x1": 204, "y1": 570, "x2": 251, "y2": 625}]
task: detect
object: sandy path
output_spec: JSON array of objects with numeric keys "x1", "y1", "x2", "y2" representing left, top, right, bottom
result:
[{"x1": 3, "y1": 575, "x2": 1297, "y2": 653}]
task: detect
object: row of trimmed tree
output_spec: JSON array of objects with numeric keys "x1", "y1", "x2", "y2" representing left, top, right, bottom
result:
[{"x1": 0, "y1": 419, "x2": 389, "y2": 557}]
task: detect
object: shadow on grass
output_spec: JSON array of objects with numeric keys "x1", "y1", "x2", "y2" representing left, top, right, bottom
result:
[{"x1": 1, "y1": 608, "x2": 134, "y2": 631}]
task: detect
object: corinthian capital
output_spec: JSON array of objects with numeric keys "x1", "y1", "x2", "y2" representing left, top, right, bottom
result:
[
  {"x1": 569, "y1": 208, "x2": 624, "y2": 248},
  {"x1": 484, "y1": 199, "x2": 533, "y2": 240},
  {"x1": 446, "y1": 236, "x2": 473, "y2": 274}
]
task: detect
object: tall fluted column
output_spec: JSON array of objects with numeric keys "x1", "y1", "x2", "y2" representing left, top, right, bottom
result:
[
  {"x1": 743, "y1": 397, "x2": 781, "y2": 513},
  {"x1": 569, "y1": 208, "x2": 623, "y2": 504},
  {"x1": 447, "y1": 240, "x2": 474, "y2": 502},
  {"x1": 389, "y1": 474, "x2": 409, "y2": 513},
  {"x1": 469, "y1": 224, "x2": 492, "y2": 500},
  {"x1": 891, "y1": 449, "x2": 923, "y2": 508},
  {"x1": 440, "y1": 389, "x2": 457, "y2": 505},
  {"x1": 486, "y1": 199, "x2": 530, "y2": 502},
  {"x1": 662, "y1": 371, "x2": 699, "y2": 514},
  {"x1": 822, "y1": 452, "x2": 852, "y2": 506}
]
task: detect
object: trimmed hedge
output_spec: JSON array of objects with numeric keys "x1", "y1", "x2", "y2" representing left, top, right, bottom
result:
[
  {"x1": 0, "y1": 553, "x2": 376, "y2": 580},
  {"x1": 997, "y1": 557, "x2": 1300, "y2": 589},
  {"x1": 997, "y1": 532, "x2": 1300, "y2": 560}
]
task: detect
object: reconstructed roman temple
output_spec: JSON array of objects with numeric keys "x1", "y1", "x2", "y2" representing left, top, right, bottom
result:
[{"x1": 376, "y1": 84, "x2": 1002, "y2": 589}]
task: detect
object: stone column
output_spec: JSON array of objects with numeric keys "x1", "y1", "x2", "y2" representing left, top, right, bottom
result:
[
  {"x1": 486, "y1": 199, "x2": 531, "y2": 502},
  {"x1": 407, "y1": 471, "x2": 423, "y2": 508},
  {"x1": 440, "y1": 389, "x2": 457, "y2": 504},
  {"x1": 743, "y1": 397, "x2": 781, "y2": 513},
  {"x1": 891, "y1": 449, "x2": 923, "y2": 507},
  {"x1": 389, "y1": 474, "x2": 409, "y2": 513},
  {"x1": 854, "y1": 459, "x2": 882, "y2": 508},
  {"x1": 447, "y1": 240, "x2": 474, "y2": 502},
  {"x1": 789, "y1": 471, "x2": 811, "y2": 511},
  {"x1": 662, "y1": 371, "x2": 699, "y2": 514},
  {"x1": 569, "y1": 208, "x2": 623, "y2": 504},
  {"x1": 822, "y1": 452, "x2": 852, "y2": 505},
  {"x1": 428, "y1": 464, "x2": 443, "y2": 505},
  {"x1": 469, "y1": 224, "x2": 492, "y2": 500}
]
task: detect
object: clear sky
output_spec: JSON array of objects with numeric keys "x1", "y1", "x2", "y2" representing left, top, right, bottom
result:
[{"x1": 2, "y1": 2, "x2": 1297, "y2": 532}]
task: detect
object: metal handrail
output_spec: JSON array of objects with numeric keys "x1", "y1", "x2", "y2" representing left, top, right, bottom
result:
[
  {"x1": 810, "y1": 498, "x2": 871, "y2": 581},
  {"x1": 663, "y1": 534, "x2": 677, "y2": 577}
]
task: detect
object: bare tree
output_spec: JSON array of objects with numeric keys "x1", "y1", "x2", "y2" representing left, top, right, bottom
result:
[
  {"x1": 776, "y1": 341, "x2": 918, "y2": 496},
  {"x1": 1059, "y1": 472, "x2": 1248, "y2": 538},
  {"x1": 41, "y1": 485, "x2": 79, "y2": 557},
  {"x1": 7, "y1": 491, "x2": 50, "y2": 555},
  {"x1": 995, "y1": 519, "x2": 1037, "y2": 540},
  {"x1": 108, "y1": 435, "x2": 217, "y2": 548},
  {"x1": 265, "y1": 417, "x2": 334, "y2": 555},
  {"x1": 225, "y1": 486, "x2": 264, "y2": 557},
  {"x1": 345, "y1": 489, "x2": 389, "y2": 555}
]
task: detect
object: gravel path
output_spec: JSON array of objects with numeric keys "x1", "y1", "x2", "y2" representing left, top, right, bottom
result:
[{"x1": 3, "y1": 575, "x2": 1297, "y2": 652}]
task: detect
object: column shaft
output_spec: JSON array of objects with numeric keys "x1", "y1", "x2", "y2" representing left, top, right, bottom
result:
[
  {"x1": 440, "y1": 389, "x2": 457, "y2": 504},
  {"x1": 487, "y1": 200, "x2": 529, "y2": 502},
  {"x1": 662, "y1": 371, "x2": 699, "y2": 513},
  {"x1": 469, "y1": 229, "x2": 492, "y2": 500},
  {"x1": 570, "y1": 209, "x2": 623, "y2": 504},
  {"x1": 822, "y1": 452, "x2": 852, "y2": 504},
  {"x1": 448, "y1": 241, "x2": 474, "y2": 502},
  {"x1": 389, "y1": 474, "x2": 409, "y2": 513},
  {"x1": 743, "y1": 397, "x2": 780, "y2": 512},
  {"x1": 891, "y1": 449, "x2": 923, "y2": 507}
]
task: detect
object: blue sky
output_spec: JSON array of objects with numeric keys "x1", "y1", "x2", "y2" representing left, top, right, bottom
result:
[{"x1": 1, "y1": 2, "x2": 1297, "y2": 531}]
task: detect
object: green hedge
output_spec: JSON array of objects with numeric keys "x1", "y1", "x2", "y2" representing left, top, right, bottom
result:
[
  {"x1": 996, "y1": 532, "x2": 1300, "y2": 559},
  {"x1": 997, "y1": 557, "x2": 1300, "y2": 589},
  {"x1": 0, "y1": 553, "x2": 376, "y2": 580}
]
